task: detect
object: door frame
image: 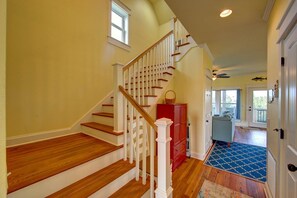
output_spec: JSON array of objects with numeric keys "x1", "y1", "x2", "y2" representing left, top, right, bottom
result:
[
  {"x1": 246, "y1": 86, "x2": 268, "y2": 128},
  {"x1": 277, "y1": 1, "x2": 297, "y2": 197}
]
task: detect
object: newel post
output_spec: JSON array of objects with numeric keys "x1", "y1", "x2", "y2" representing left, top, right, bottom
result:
[
  {"x1": 112, "y1": 63, "x2": 124, "y2": 135},
  {"x1": 155, "y1": 118, "x2": 173, "y2": 198}
]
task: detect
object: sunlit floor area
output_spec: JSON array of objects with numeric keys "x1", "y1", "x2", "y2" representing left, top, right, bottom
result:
[{"x1": 234, "y1": 126, "x2": 267, "y2": 147}]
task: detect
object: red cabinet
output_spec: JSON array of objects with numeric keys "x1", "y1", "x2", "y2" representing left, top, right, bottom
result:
[{"x1": 157, "y1": 103, "x2": 187, "y2": 171}]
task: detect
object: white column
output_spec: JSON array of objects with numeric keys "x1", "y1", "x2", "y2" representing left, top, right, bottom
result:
[
  {"x1": 155, "y1": 118, "x2": 173, "y2": 198},
  {"x1": 112, "y1": 63, "x2": 124, "y2": 134}
]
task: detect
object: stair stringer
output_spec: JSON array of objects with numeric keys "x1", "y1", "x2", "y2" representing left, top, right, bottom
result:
[
  {"x1": 174, "y1": 36, "x2": 198, "y2": 62},
  {"x1": 71, "y1": 91, "x2": 114, "y2": 132}
]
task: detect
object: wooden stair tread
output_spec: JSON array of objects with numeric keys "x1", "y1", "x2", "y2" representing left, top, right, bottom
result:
[
  {"x1": 177, "y1": 42, "x2": 190, "y2": 47},
  {"x1": 7, "y1": 133, "x2": 121, "y2": 193},
  {"x1": 132, "y1": 72, "x2": 172, "y2": 79},
  {"x1": 102, "y1": 104, "x2": 151, "y2": 108},
  {"x1": 171, "y1": 52, "x2": 181, "y2": 56},
  {"x1": 163, "y1": 72, "x2": 172, "y2": 75},
  {"x1": 102, "y1": 103, "x2": 113, "y2": 106},
  {"x1": 126, "y1": 86, "x2": 163, "y2": 90},
  {"x1": 92, "y1": 112, "x2": 114, "y2": 118},
  {"x1": 47, "y1": 160, "x2": 135, "y2": 198},
  {"x1": 125, "y1": 78, "x2": 168, "y2": 85},
  {"x1": 109, "y1": 177, "x2": 150, "y2": 198},
  {"x1": 81, "y1": 122, "x2": 123, "y2": 136},
  {"x1": 134, "y1": 95, "x2": 157, "y2": 98},
  {"x1": 93, "y1": 112, "x2": 142, "y2": 120}
]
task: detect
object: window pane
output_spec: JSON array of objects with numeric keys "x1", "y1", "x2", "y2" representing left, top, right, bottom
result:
[
  {"x1": 111, "y1": 26, "x2": 123, "y2": 42},
  {"x1": 221, "y1": 90, "x2": 237, "y2": 103},
  {"x1": 220, "y1": 90, "x2": 237, "y2": 116},
  {"x1": 253, "y1": 90, "x2": 267, "y2": 123},
  {"x1": 112, "y1": 11, "x2": 123, "y2": 28}
]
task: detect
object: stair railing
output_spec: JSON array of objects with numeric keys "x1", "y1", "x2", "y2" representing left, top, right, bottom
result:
[
  {"x1": 119, "y1": 86, "x2": 173, "y2": 198},
  {"x1": 112, "y1": 29, "x2": 175, "y2": 198},
  {"x1": 123, "y1": 30, "x2": 174, "y2": 106}
]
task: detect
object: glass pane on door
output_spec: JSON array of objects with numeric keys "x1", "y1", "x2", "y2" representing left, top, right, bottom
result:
[{"x1": 252, "y1": 90, "x2": 267, "y2": 123}]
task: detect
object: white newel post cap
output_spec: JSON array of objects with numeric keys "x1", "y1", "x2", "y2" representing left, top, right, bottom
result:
[
  {"x1": 155, "y1": 118, "x2": 173, "y2": 142},
  {"x1": 112, "y1": 62, "x2": 124, "y2": 67}
]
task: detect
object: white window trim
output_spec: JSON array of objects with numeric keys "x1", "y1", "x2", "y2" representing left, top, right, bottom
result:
[{"x1": 108, "y1": 0, "x2": 131, "y2": 51}]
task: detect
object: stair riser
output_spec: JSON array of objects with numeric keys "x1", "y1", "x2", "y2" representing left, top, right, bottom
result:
[
  {"x1": 101, "y1": 106, "x2": 114, "y2": 113},
  {"x1": 7, "y1": 148, "x2": 124, "y2": 198},
  {"x1": 129, "y1": 74, "x2": 171, "y2": 83},
  {"x1": 127, "y1": 80, "x2": 167, "y2": 89},
  {"x1": 126, "y1": 88, "x2": 163, "y2": 96},
  {"x1": 93, "y1": 115, "x2": 114, "y2": 126},
  {"x1": 131, "y1": 72, "x2": 171, "y2": 80},
  {"x1": 89, "y1": 168, "x2": 136, "y2": 198},
  {"x1": 82, "y1": 126, "x2": 123, "y2": 146}
]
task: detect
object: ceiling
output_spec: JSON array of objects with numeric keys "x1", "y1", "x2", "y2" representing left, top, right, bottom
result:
[{"x1": 153, "y1": 0, "x2": 269, "y2": 76}]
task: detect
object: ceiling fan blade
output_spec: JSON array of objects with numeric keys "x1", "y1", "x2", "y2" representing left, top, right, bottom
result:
[
  {"x1": 218, "y1": 75, "x2": 230, "y2": 78},
  {"x1": 217, "y1": 73, "x2": 228, "y2": 76}
]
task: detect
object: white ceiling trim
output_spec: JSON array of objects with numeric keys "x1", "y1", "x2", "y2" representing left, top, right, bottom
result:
[{"x1": 262, "y1": 0, "x2": 276, "y2": 21}]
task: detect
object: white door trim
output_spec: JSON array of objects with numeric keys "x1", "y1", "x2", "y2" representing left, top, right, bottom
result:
[
  {"x1": 246, "y1": 86, "x2": 267, "y2": 128},
  {"x1": 277, "y1": 1, "x2": 297, "y2": 197},
  {"x1": 277, "y1": 0, "x2": 297, "y2": 43}
]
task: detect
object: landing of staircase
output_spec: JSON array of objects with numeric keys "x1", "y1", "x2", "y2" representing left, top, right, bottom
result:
[{"x1": 7, "y1": 133, "x2": 122, "y2": 193}]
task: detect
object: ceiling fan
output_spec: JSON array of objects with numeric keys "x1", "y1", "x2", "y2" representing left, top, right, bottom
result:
[{"x1": 212, "y1": 70, "x2": 230, "y2": 80}]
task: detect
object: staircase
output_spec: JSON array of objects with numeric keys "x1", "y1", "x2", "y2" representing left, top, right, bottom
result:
[{"x1": 7, "y1": 18, "x2": 195, "y2": 198}]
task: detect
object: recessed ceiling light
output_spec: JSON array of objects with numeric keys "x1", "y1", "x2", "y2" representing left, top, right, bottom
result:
[{"x1": 220, "y1": 9, "x2": 232, "y2": 18}]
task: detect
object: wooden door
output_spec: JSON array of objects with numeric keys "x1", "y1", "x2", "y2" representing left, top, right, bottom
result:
[{"x1": 284, "y1": 22, "x2": 297, "y2": 198}]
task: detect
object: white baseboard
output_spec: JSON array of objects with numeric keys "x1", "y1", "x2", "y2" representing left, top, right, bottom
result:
[
  {"x1": 191, "y1": 152, "x2": 207, "y2": 161},
  {"x1": 7, "y1": 91, "x2": 114, "y2": 147},
  {"x1": 235, "y1": 120, "x2": 248, "y2": 127},
  {"x1": 6, "y1": 128, "x2": 75, "y2": 147}
]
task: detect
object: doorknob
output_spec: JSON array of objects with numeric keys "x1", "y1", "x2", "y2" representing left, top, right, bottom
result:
[
  {"x1": 288, "y1": 164, "x2": 297, "y2": 172},
  {"x1": 273, "y1": 128, "x2": 284, "y2": 139}
]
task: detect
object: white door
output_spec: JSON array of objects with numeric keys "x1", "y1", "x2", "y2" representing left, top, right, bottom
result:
[
  {"x1": 205, "y1": 76, "x2": 212, "y2": 152},
  {"x1": 283, "y1": 22, "x2": 297, "y2": 198},
  {"x1": 247, "y1": 87, "x2": 267, "y2": 128}
]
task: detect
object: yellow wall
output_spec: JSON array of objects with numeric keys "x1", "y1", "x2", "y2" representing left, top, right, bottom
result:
[
  {"x1": 267, "y1": 0, "x2": 290, "y2": 161},
  {"x1": 213, "y1": 72, "x2": 267, "y2": 122},
  {"x1": 0, "y1": 0, "x2": 7, "y2": 194},
  {"x1": 6, "y1": 0, "x2": 162, "y2": 137},
  {"x1": 170, "y1": 47, "x2": 212, "y2": 157}
]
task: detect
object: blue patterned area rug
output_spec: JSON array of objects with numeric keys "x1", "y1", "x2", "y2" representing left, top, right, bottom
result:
[{"x1": 205, "y1": 141, "x2": 267, "y2": 182}]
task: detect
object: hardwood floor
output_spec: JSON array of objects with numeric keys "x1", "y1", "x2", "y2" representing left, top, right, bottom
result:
[
  {"x1": 172, "y1": 158, "x2": 266, "y2": 198},
  {"x1": 7, "y1": 133, "x2": 122, "y2": 193},
  {"x1": 234, "y1": 126, "x2": 267, "y2": 147}
]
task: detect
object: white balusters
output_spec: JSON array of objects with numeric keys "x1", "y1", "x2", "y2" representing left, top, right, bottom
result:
[
  {"x1": 116, "y1": 30, "x2": 174, "y2": 197},
  {"x1": 150, "y1": 126, "x2": 155, "y2": 198},
  {"x1": 142, "y1": 121, "x2": 147, "y2": 185}
]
